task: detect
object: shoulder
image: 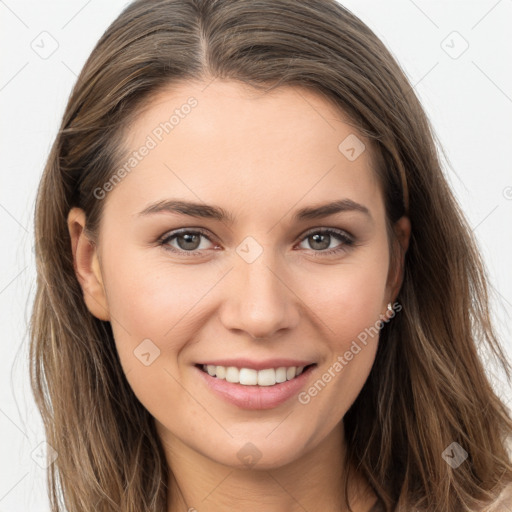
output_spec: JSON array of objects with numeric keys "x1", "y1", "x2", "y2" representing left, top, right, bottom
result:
[
  {"x1": 484, "y1": 482, "x2": 512, "y2": 512},
  {"x1": 367, "y1": 484, "x2": 512, "y2": 512}
]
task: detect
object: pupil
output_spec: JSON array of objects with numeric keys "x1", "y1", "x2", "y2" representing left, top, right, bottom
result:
[
  {"x1": 179, "y1": 233, "x2": 200, "y2": 250},
  {"x1": 176, "y1": 233, "x2": 331, "y2": 252},
  {"x1": 310, "y1": 233, "x2": 329, "y2": 250}
]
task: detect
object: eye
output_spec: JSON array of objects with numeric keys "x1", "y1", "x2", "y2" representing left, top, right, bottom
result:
[
  {"x1": 158, "y1": 227, "x2": 354, "y2": 257},
  {"x1": 159, "y1": 228, "x2": 217, "y2": 255},
  {"x1": 296, "y1": 228, "x2": 354, "y2": 256}
]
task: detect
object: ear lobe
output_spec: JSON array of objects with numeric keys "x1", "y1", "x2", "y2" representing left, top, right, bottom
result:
[
  {"x1": 388, "y1": 215, "x2": 411, "y2": 300},
  {"x1": 67, "y1": 207, "x2": 110, "y2": 321}
]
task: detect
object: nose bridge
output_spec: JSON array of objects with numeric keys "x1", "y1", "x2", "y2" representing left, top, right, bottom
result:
[{"x1": 221, "y1": 236, "x2": 300, "y2": 339}]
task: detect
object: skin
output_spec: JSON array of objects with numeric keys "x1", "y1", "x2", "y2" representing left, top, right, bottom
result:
[{"x1": 68, "y1": 79, "x2": 410, "y2": 512}]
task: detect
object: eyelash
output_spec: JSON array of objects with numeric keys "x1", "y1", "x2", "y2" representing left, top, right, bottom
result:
[{"x1": 157, "y1": 227, "x2": 355, "y2": 258}]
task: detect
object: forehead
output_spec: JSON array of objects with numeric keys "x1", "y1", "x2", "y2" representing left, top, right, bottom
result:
[
  {"x1": 126, "y1": 79, "x2": 367, "y2": 155},
  {"x1": 106, "y1": 79, "x2": 383, "y2": 221}
]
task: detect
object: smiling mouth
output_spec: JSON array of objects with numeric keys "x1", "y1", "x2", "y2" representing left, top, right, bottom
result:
[{"x1": 195, "y1": 363, "x2": 317, "y2": 387}]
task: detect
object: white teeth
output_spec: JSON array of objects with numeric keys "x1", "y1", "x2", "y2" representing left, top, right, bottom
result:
[
  {"x1": 201, "y1": 364, "x2": 310, "y2": 386},
  {"x1": 225, "y1": 366, "x2": 239, "y2": 383},
  {"x1": 257, "y1": 368, "x2": 276, "y2": 386},
  {"x1": 239, "y1": 368, "x2": 258, "y2": 385},
  {"x1": 275, "y1": 367, "x2": 287, "y2": 383}
]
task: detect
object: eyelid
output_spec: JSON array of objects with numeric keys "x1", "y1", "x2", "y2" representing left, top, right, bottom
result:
[
  {"x1": 158, "y1": 227, "x2": 218, "y2": 250},
  {"x1": 295, "y1": 227, "x2": 354, "y2": 256},
  {"x1": 158, "y1": 226, "x2": 355, "y2": 256},
  {"x1": 299, "y1": 226, "x2": 353, "y2": 241}
]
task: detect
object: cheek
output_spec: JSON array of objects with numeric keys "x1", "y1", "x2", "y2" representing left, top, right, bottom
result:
[
  {"x1": 102, "y1": 246, "x2": 211, "y2": 339},
  {"x1": 300, "y1": 244, "x2": 390, "y2": 345},
  {"x1": 292, "y1": 244, "x2": 389, "y2": 422},
  {"x1": 100, "y1": 233, "x2": 389, "y2": 431},
  {"x1": 99, "y1": 250, "x2": 207, "y2": 420},
  {"x1": 99, "y1": 248, "x2": 186, "y2": 372}
]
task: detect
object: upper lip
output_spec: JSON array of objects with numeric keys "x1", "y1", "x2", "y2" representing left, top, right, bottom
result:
[{"x1": 195, "y1": 358, "x2": 316, "y2": 371}]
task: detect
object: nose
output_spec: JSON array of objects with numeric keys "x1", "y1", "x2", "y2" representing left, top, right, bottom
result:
[{"x1": 219, "y1": 252, "x2": 301, "y2": 340}]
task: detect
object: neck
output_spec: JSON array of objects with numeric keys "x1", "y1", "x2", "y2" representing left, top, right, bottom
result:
[{"x1": 159, "y1": 421, "x2": 376, "y2": 512}]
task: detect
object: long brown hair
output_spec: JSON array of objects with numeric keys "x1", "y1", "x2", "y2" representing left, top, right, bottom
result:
[{"x1": 30, "y1": 0, "x2": 512, "y2": 510}]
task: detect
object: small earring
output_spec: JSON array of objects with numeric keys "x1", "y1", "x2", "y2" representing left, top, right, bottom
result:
[{"x1": 387, "y1": 303, "x2": 393, "y2": 312}]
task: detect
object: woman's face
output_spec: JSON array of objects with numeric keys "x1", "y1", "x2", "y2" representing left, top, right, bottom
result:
[{"x1": 70, "y1": 79, "x2": 408, "y2": 470}]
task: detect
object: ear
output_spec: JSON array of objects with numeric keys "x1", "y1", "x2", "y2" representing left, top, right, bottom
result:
[
  {"x1": 387, "y1": 215, "x2": 411, "y2": 301},
  {"x1": 67, "y1": 207, "x2": 110, "y2": 321}
]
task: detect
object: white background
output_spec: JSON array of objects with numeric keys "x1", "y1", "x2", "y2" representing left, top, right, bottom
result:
[{"x1": 1, "y1": 0, "x2": 511, "y2": 509}]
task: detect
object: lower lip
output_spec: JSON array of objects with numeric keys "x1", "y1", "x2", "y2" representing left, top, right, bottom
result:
[{"x1": 195, "y1": 364, "x2": 317, "y2": 410}]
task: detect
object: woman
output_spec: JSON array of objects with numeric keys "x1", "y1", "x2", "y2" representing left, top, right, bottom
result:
[{"x1": 30, "y1": 0, "x2": 512, "y2": 510}]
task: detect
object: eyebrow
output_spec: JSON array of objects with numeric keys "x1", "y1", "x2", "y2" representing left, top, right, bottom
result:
[{"x1": 137, "y1": 198, "x2": 371, "y2": 223}]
